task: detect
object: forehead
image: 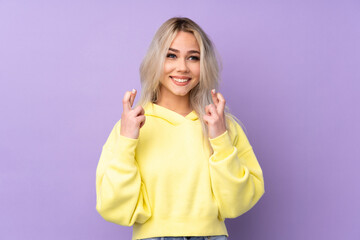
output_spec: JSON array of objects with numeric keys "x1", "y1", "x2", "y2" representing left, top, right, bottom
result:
[{"x1": 170, "y1": 31, "x2": 200, "y2": 50}]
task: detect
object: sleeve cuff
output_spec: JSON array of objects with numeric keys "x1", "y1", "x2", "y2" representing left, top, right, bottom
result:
[
  {"x1": 113, "y1": 134, "x2": 139, "y2": 161},
  {"x1": 209, "y1": 130, "x2": 234, "y2": 162}
]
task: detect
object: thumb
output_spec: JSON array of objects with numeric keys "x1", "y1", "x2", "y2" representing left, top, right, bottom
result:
[
  {"x1": 203, "y1": 114, "x2": 210, "y2": 125},
  {"x1": 207, "y1": 104, "x2": 217, "y2": 116},
  {"x1": 205, "y1": 105, "x2": 211, "y2": 116}
]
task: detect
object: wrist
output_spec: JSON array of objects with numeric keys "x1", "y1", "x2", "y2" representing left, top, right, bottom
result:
[
  {"x1": 120, "y1": 131, "x2": 139, "y2": 140},
  {"x1": 209, "y1": 130, "x2": 234, "y2": 161}
]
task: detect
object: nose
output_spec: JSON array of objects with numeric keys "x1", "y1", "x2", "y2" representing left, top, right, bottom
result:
[{"x1": 176, "y1": 58, "x2": 189, "y2": 72}]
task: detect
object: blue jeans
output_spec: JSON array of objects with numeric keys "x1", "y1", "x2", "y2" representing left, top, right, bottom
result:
[{"x1": 139, "y1": 236, "x2": 228, "y2": 240}]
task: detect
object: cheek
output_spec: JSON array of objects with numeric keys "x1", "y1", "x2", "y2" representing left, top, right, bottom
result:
[
  {"x1": 164, "y1": 61, "x2": 174, "y2": 74},
  {"x1": 192, "y1": 63, "x2": 200, "y2": 78}
]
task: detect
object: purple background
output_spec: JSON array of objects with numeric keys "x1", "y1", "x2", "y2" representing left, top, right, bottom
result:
[{"x1": 1, "y1": 1, "x2": 359, "y2": 239}]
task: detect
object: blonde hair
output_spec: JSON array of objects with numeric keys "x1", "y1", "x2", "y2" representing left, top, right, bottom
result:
[{"x1": 134, "y1": 17, "x2": 247, "y2": 153}]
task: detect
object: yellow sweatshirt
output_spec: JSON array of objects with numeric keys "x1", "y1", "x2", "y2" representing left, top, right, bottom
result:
[{"x1": 96, "y1": 102, "x2": 265, "y2": 240}]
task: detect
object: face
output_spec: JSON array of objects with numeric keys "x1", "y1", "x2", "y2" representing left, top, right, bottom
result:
[{"x1": 159, "y1": 31, "x2": 200, "y2": 99}]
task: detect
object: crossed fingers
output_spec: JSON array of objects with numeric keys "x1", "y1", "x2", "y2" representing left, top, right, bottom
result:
[
  {"x1": 122, "y1": 89, "x2": 136, "y2": 113},
  {"x1": 211, "y1": 89, "x2": 226, "y2": 115}
]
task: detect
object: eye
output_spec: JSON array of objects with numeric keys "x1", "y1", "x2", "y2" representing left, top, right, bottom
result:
[
  {"x1": 166, "y1": 53, "x2": 176, "y2": 58},
  {"x1": 190, "y1": 56, "x2": 200, "y2": 61}
]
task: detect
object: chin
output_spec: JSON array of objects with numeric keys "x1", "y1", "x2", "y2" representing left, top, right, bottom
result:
[{"x1": 173, "y1": 91, "x2": 189, "y2": 96}]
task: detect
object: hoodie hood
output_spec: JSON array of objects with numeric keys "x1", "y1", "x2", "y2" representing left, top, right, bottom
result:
[{"x1": 143, "y1": 102, "x2": 199, "y2": 126}]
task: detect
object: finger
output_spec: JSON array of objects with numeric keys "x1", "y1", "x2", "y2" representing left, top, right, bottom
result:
[
  {"x1": 139, "y1": 119, "x2": 145, "y2": 128},
  {"x1": 202, "y1": 114, "x2": 210, "y2": 125},
  {"x1": 208, "y1": 104, "x2": 218, "y2": 117},
  {"x1": 129, "y1": 89, "x2": 136, "y2": 108},
  {"x1": 216, "y1": 92, "x2": 226, "y2": 114},
  {"x1": 122, "y1": 91, "x2": 132, "y2": 113},
  {"x1": 211, "y1": 89, "x2": 219, "y2": 107},
  {"x1": 205, "y1": 104, "x2": 211, "y2": 115},
  {"x1": 138, "y1": 115, "x2": 146, "y2": 128},
  {"x1": 139, "y1": 106, "x2": 145, "y2": 116},
  {"x1": 131, "y1": 105, "x2": 144, "y2": 116}
]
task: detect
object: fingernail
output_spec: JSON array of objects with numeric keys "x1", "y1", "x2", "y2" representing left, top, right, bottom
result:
[
  {"x1": 212, "y1": 89, "x2": 215, "y2": 94},
  {"x1": 132, "y1": 88, "x2": 136, "y2": 93}
]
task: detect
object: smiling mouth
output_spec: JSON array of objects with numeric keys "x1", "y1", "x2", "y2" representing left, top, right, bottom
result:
[{"x1": 170, "y1": 76, "x2": 192, "y2": 83}]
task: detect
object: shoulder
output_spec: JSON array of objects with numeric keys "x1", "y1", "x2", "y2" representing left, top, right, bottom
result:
[
  {"x1": 111, "y1": 119, "x2": 122, "y2": 135},
  {"x1": 225, "y1": 114, "x2": 252, "y2": 150},
  {"x1": 103, "y1": 119, "x2": 122, "y2": 149}
]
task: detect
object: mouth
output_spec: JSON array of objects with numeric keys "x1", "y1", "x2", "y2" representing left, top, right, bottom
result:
[{"x1": 170, "y1": 76, "x2": 192, "y2": 84}]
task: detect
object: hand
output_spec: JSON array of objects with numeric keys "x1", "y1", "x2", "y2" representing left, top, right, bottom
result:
[
  {"x1": 120, "y1": 89, "x2": 146, "y2": 139},
  {"x1": 202, "y1": 89, "x2": 227, "y2": 139}
]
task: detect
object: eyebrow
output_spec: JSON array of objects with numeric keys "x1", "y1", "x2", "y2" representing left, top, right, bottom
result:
[{"x1": 169, "y1": 48, "x2": 200, "y2": 55}]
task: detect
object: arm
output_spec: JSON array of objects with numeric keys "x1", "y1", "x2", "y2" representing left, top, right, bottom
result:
[
  {"x1": 208, "y1": 118, "x2": 265, "y2": 220},
  {"x1": 95, "y1": 120, "x2": 152, "y2": 226}
]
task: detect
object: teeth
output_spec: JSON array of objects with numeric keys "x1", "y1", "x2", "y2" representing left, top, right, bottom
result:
[{"x1": 172, "y1": 77, "x2": 190, "y2": 82}]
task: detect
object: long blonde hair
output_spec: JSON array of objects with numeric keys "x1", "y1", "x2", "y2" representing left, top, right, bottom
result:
[{"x1": 134, "y1": 17, "x2": 246, "y2": 153}]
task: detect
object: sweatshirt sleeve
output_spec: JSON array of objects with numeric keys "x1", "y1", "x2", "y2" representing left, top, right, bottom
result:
[
  {"x1": 208, "y1": 118, "x2": 265, "y2": 220},
  {"x1": 95, "y1": 119, "x2": 152, "y2": 226}
]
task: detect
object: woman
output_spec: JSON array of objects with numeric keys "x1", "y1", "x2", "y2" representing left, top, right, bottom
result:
[{"x1": 96, "y1": 17, "x2": 265, "y2": 240}]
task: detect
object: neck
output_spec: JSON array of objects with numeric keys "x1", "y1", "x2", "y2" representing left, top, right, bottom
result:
[{"x1": 155, "y1": 89, "x2": 192, "y2": 117}]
